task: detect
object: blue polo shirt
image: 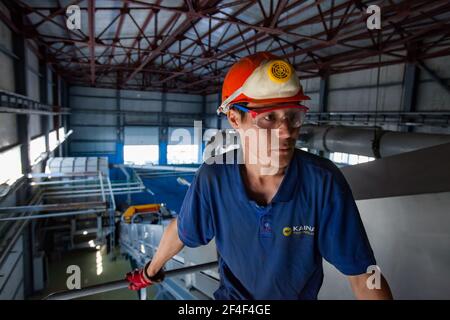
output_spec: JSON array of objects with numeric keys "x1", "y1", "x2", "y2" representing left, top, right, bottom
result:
[{"x1": 177, "y1": 148, "x2": 376, "y2": 300}]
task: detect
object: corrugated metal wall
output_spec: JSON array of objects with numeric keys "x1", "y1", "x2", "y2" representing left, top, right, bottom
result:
[
  {"x1": 68, "y1": 86, "x2": 209, "y2": 162},
  {"x1": 0, "y1": 3, "x2": 60, "y2": 150},
  {"x1": 0, "y1": 3, "x2": 18, "y2": 150},
  {"x1": 0, "y1": 2, "x2": 65, "y2": 300},
  {"x1": 26, "y1": 43, "x2": 42, "y2": 139},
  {"x1": 301, "y1": 57, "x2": 450, "y2": 133}
]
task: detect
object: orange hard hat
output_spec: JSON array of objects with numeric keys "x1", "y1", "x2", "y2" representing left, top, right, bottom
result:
[{"x1": 218, "y1": 52, "x2": 310, "y2": 114}]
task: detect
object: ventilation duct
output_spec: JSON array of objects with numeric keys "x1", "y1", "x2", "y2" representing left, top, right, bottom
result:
[{"x1": 298, "y1": 125, "x2": 450, "y2": 158}]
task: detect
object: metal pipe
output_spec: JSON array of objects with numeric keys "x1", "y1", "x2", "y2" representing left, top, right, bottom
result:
[
  {"x1": 298, "y1": 125, "x2": 450, "y2": 158},
  {"x1": 44, "y1": 261, "x2": 218, "y2": 300},
  {"x1": 44, "y1": 190, "x2": 145, "y2": 199},
  {"x1": 43, "y1": 186, "x2": 145, "y2": 196},
  {"x1": 0, "y1": 209, "x2": 105, "y2": 222},
  {"x1": 130, "y1": 167, "x2": 144, "y2": 186},
  {"x1": 177, "y1": 177, "x2": 191, "y2": 187},
  {"x1": 42, "y1": 182, "x2": 142, "y2": 191},
  {"x1": 28, "y1": 172, "x2": 100, "y2": 178},
  {"x1": 0, "y1": 190, "x2": 43, "y2": 266},
  {"x1": 105, "y1": 176, "x2": 116, "y2": 211},
  {"x1": 379, "y1": 131, "x2": 450, "y2": 157},
  {"x1": 138, "y1": 173, "x2": 195, "y2": 179},
  {"x1": 0, "y1": 206, "x2": 106, "y2": 216},
  {"x1": 0, "y1": 201, "x2": 106, "y2": 214},
  {"x1": 131, "y1": 165, "x2": 198, "y2": 172},
  {"x1": 135, "y1": 171, "x2": 195, "y2": 176},
  {"x1": 30, "y1": 178, "x2": 99, "y2": 186},
  {"x1": 98, "y1": 172, "x2": 106, "y2": 203},
  {"x1": 118, "y1": 165, "x2": 131, "y2": 205}
]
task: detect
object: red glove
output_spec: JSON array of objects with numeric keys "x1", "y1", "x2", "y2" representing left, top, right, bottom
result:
[
  {"x1": 125, "y1": 262, "x2": 165, "y2": 291},
  {"x1": 126, "y1": 268, "x2": 152, "y2": 290}
]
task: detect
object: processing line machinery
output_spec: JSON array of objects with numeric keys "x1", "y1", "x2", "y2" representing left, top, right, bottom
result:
[{"x1": 119, "y1": 203, "x2": 220, "y2": 300}]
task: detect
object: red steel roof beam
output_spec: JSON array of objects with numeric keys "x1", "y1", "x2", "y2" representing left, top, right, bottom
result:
[{"x1": 122, "y1": 0, "x2": 221, "y2": 85}]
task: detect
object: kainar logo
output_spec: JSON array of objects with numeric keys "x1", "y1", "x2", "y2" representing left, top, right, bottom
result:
[
  {"x1": 282, "y1": 225, "x2": 315, "y2": 236},
  {"x1": 282, "y1": 227, "x2": 292, "y2": 236}
]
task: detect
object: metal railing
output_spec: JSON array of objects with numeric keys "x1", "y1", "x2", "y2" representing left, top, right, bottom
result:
[
  {"x1": 305, "y1": 111, "x2": 450, "y2": 128},
  {"x1": 44, "y1": 261, "x2": 218, "y2": 300},
  {"x1": 0, "y1": 170, "x2": 138, "y2": 263},
  {"x1": 0, "y1": 90, "x2": 70, "y2": 115}
]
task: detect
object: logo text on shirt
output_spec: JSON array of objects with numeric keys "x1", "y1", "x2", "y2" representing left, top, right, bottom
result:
[{"x1": 282, "y1": 225, "x2": 315, "y2": 237}]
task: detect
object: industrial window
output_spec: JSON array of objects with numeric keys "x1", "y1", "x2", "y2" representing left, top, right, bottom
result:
[
  {"x1": 49, "y1": 130, "x2": 58, "y2": 151},
  {"x1": 167, "y1": 145, "x2": 199, "y2": 164},
  {"x1": 329, "y1": 152, "x2": 375, "y2": 166},
  {"x1": 58, "y1": 127, "x2": 66, "y2": 143},
  {"x1": 29, "y1": 135, "x2": 46, "y2": 165},
  {"x1": 168, "y1": 127, "x2": 200, "y2": 164},
  {"x1": 0, "y1": 145, "x2": 23, "y2": 186},
  {"x1": 124, "y1": 145, "x2": 159, "y2": 165},
  {"x1": 124, "y1": 127, "x2": 159, "y2": 165}
]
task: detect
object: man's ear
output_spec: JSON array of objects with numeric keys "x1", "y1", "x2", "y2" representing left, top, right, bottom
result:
[{"x1": 227, "y1": 109, "x2": 241, "y2": 129}]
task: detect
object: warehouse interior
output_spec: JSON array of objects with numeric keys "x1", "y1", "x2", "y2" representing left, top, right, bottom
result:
[{"x1": 0, "y1": 0, "x2": 449, "y2": 300}]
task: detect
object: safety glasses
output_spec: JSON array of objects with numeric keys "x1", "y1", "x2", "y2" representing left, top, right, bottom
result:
[{"x1": 232, "y1": 103, "x2": 309, "y2": 129}]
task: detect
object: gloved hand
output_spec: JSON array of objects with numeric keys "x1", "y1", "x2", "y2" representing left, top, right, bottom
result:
[{"x1": 125, "y1": 261, "x2": 165, "y2": 290}]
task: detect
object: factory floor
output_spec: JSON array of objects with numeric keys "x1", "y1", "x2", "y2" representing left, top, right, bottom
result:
[{"x1": 31, "y1": 247, "x2": 158, "y2": 300}]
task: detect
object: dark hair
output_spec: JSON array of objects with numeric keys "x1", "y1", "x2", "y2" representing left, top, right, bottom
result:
[{"x1": 231, "y1": 103, "x2": 247, "y2": 119}]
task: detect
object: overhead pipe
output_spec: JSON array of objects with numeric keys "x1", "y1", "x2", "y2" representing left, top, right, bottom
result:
[{"x1": 298, "y1": 125, "x2": 450, "y2": 158}]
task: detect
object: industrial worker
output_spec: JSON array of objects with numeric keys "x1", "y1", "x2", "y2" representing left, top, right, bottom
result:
[{"x1": 126, "y1": 52, "x2": 393, "y2": 300}]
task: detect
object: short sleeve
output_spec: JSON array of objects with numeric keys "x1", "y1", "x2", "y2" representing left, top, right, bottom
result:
[
  {"x1": 177, "y1": 169, "x2": 214, "y2": 248},
  {"x1": 318, "y1": 167, "x2": 376, "y2": 275}
]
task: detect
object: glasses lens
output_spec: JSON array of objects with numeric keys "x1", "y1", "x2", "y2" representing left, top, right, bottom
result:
[
  {"x1": 289, "y1": 110, "x2": 306, "y2": 128},
  {"x1": 255, "y1": 112, "x2": 278, "y2": 129},
  {"x1": 255, "y1": 109, "x2": 306, "y2": 129}
]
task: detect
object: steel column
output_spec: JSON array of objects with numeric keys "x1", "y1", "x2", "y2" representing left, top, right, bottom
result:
[{"x1": 402, "y1": 62, "x2": 419, "y2": 132}]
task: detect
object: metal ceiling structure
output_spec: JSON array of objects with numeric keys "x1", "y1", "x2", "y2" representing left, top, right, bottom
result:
[{"x1": 1, "y1": 0, "x2": 450, "y2": 94}]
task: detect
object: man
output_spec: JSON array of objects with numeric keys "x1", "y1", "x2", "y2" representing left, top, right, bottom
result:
[{"x1": 126, "y1": 52, "x2": 393, "y2": 300}]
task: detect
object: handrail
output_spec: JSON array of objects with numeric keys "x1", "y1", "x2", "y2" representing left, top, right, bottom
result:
[
  {"x1": 44, "y1": 261, "x2": 218, "y2": 300},
  {"x1": 0, "y1": 209, "x2": 105, "y2": 222}
]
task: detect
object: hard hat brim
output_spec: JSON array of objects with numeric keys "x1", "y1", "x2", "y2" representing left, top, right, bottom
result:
[{"x1": 231, "y1": 91, "x2": 311, "y2": 106}]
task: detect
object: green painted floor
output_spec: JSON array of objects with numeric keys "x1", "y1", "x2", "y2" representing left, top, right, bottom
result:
[{"x1": 31, "y1": 247, "x2": 158, "y2": 300}]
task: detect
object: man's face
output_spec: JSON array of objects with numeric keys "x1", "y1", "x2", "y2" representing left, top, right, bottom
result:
[{"x1": 229, "y1": 102, "x2": 301, "y2": 171}]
